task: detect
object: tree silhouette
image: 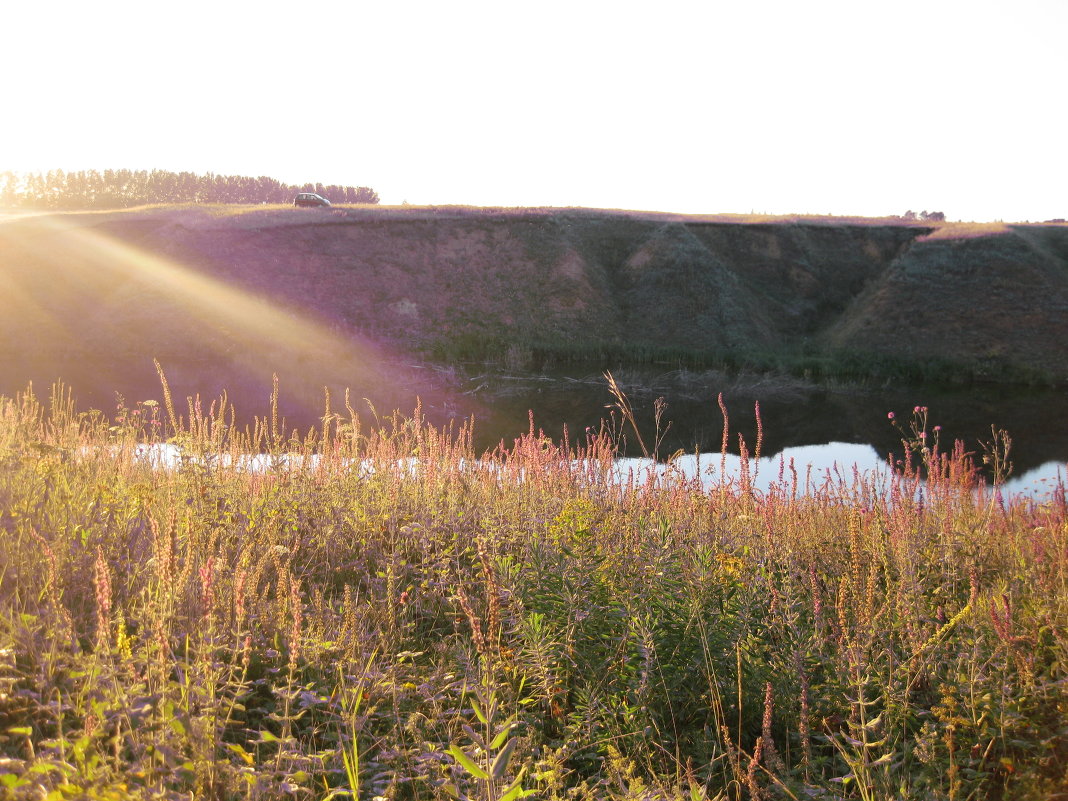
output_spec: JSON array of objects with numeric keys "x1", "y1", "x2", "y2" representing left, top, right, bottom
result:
[{"x1": 0, "y1": 169, "x2": 379, "y2": 209}]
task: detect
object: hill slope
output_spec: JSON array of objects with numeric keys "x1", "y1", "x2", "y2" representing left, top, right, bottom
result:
[{"x1": 2, "y1": 205, "x2": 1067, "y2": 416}]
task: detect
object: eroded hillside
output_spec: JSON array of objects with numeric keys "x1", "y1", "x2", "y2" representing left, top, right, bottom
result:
[{"x1": 2, "y1": 205, "x2": 1066, "y2": 416}]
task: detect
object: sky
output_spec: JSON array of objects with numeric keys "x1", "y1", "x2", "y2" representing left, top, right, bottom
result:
[{"x1": 2, "y1": 0, "x2": 1065, "y2": 221}]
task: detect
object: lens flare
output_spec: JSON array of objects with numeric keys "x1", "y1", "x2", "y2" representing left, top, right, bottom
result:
[{"x1": 0, "y1": 209, "x2": 442, "y2": 429}]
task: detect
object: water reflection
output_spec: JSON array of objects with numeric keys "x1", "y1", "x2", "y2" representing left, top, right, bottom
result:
[
  {"x1": 5, "y1": 359, "x2": 1066, "y2": 498},
  {"x1": 467, "y1": 367, "x2": 1068, "y2": 496},
  {"x1": 1002, "y1": 462, "x2": 1067, "y2": 499},
  {"x1": 611, "y1": 444, "x2": 1066, "y2": 501}
]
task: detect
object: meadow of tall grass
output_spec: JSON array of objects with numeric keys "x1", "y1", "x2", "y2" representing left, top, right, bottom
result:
[{"x1": 0, "y1": 375, "x2": 1066, "y2": 800}]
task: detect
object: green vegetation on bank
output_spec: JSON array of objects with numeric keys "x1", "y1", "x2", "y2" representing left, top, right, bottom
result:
[
  {"x1": 1, "y1": 382, "x2": 1066, "y2": 800},
  {"x1": 428, "y1": 336, "x2": 1059, "y2": 388}
]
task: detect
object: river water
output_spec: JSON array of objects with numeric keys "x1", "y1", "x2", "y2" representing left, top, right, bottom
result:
[
  {"x1": 462, "y1": 367, "x2": 1068, "y2": 499},
  {"x1": 7, "y1": 362, "x2": 1065, "y2": 498}
]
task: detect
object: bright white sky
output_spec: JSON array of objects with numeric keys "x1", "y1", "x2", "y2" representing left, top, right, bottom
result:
[{"x1": 2, "y1": 0, "x2": 1064, "y2": 221}]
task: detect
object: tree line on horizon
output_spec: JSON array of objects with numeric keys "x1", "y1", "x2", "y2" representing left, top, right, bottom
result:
[
  {"x1": 901, "y1": 209, "x2": 945, "y2": 221},
  {"x1": 0, "y1": 169, "x2": 379, "y2": 209}
]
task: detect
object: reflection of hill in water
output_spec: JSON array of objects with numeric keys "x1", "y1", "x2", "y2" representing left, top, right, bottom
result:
[
  {"x1": 613, "y1": 449, "x2": 1064, "y2": 500},
  {"x1": 468, "y1": 368, "x2": 1068, "y2": 477}
]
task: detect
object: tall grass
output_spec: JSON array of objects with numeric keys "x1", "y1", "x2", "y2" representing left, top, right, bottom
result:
[{"x1": 0, "y1": 380, "x2": 1066, "y2": 800}]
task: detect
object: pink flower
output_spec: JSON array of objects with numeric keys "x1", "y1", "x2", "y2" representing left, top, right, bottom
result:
[{"x1": 887, "y1": 412, "x2": 895, "y2": 420}]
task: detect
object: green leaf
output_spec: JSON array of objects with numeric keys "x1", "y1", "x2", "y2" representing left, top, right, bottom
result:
[
  {"x1": 471, "y1": 697, "x2": 488, "y2": 726},
  {"x1": 447, "y1": 744, "x2": 488, "y2": 780},
  {"x1": 498, "y1": 768, "x2": 530, "y2": 801},
  {"x1": 226, "y1": 743, "x2": 254, "y2": 766},
  {"x1": 6, "y1": 726, "x2": 32, "y2": 736},
  {"x1": 491, "y1": 736, "x2": 518, "y2": 780},
  {"x1": 489, "y1": 718, "x2": 516, "y2": 750},
  {"x1": 839, "y1": 733, "x2": 865, "y2": 748},
  {"x1": 461, "y1": 724, "x2": 485, "y2": 750},
  {"x1": 861, "y1": 713, "x2": 883, "y2": 731}
]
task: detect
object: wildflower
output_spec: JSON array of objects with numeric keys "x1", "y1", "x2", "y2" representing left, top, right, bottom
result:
[
  {"x1": 746, "y1": 737, "x2": 765, "y2": 801},
  {"x1": 199, "y1": 557, "x2": 216, "y2": 621},
  {"x1": 288, "y1": 575, "x2": 303, "y2": 668},
  {"x1": 887, "y1": 411, "x2": 895, "y2": 420},
  {"x1": 94, "y1": 548, "x2": 112, "y2": 649},
  {"x1": 233, "y1": 568, "x2": 247, "y2": 628}
]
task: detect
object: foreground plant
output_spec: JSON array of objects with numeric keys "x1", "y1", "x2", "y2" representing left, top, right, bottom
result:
[{"x1": 0, "y1": 380, "x2": 1065, "y2": 799}]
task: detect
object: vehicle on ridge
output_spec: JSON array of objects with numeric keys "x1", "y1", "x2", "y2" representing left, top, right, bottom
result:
[{"x1": 293, "y1": 193, "x2": 331, "y2": 208}]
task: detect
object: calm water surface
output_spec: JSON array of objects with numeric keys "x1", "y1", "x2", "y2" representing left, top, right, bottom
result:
[
  {"x1": 9, "y1": 362, "x2": 1066, "y2": 497},
  {"x1": 463, "y1": 367, "x2": 1068, "y2": 498}
]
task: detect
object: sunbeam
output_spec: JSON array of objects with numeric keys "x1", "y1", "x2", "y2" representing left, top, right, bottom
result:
[{"x1": 0, "y1": 209, "x2": 450, "y2": 429}]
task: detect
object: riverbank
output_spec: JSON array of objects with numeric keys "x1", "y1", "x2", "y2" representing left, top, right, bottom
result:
[{"x1": 3, "y1": 206, "x2": 1067, "y2": 419}]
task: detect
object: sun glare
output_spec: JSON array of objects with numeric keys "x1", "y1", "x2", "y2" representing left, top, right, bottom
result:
[{"x1": 0, "y1": 212, "x2": 432, "y2": 427}]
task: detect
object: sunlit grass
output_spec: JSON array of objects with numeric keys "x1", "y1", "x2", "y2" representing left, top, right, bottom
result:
[
  {"x1": 918, "y1": 221, "x2": 1014, "y2": 241},
  {"x1": 1, "y1": 382, "x2": 1065, "y2": 800}
]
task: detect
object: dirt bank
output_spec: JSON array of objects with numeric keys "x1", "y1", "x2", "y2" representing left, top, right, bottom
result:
[{"x1": 2, "y1": 205, "x2": 1066, "y2": 417}]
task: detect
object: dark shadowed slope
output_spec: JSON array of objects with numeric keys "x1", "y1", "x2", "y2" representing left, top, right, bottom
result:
[{"x1": 823, "y1": 226, "x2": 1068, "y2": 378}]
